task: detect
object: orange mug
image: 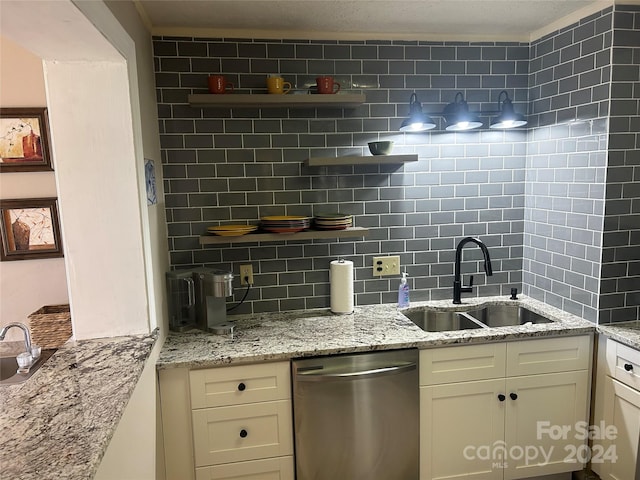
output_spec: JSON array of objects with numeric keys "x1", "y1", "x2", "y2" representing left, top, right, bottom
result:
[
  {"x1": 208, "y1": 75, "x2": 234, "y2": 94},
  {"x1": 316, "y1": 76, "x2": 340, "y2": 94}
]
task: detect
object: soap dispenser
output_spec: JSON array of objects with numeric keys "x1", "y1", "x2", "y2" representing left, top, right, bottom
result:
[{"x1": 398, "y1": 272, "x2": 410, "y2": 308}]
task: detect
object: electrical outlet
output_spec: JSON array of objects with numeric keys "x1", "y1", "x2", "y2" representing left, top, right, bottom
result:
[
  {"x1": 239, "y1": 264, "x2": 254, "y2": 286},
  {"x1": 372, "y1": 256, "x2": 401, "y2": 276}
]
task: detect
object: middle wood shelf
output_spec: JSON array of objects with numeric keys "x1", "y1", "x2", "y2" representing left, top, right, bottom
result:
[{"x1": 305, "y1": 154, "x2": 419, "y2": 166}]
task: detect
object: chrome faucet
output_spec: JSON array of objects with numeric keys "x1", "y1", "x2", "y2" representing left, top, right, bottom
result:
[
  {"x1": 0, "y1": 322, "x2": 33, "y2": 353},
  {"x1": 453, "y1": 237, "x2": 493, "y2": 304}
]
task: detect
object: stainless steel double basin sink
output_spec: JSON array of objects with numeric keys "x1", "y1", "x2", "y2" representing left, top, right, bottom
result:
[{"x1": 403, "y1": 303, "x2": 552, "y2": 332}]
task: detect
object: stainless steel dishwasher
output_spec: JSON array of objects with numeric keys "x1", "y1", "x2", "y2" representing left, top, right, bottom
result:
[{"x1": 292, "y1": 348, "x2": 419, "y2": 480}]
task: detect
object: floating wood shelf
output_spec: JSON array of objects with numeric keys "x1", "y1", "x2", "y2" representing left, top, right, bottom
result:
[
  {"x1": 199, "y1": 227, "x2": 369, "y2": 245},
  {"x1": 305, "y1": 154, "x2": 419, "y2": 166},
  {"x1": 188, "y1": 93, "x2": 366, "y2": 109}
]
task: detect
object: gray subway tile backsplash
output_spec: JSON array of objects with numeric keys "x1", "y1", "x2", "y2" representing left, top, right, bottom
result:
[{"x1": 154, "y1": 5, "x2": 638, "y2": 323}]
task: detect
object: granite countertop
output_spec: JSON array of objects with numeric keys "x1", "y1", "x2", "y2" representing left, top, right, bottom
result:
[
  {"x1": 2, "y1": 298, "x2": 635, "y2": 480},
  {"x1": 597, "y1": 321, "x2": 640, "y2": 350},
  {"x1": 158, "y1": 295, "x2": 597, "y2": 370},
  {"x1": 0, "y1": 331, "x2": 158, "y2": 480}
]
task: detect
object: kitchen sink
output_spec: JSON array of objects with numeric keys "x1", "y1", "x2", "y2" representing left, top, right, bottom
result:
[
  {"x1": 402, "y1": 309, "x2": 485, "y2": 332},
  {"x1": 404, "y1": 304, "x2": 553, "y2": 332},
  {"x1": 0, "y1": 349, "x2": 56, "y2": 385},
  {"x1": 466, "y1": 304, "x2": 552, "y2": 327}
]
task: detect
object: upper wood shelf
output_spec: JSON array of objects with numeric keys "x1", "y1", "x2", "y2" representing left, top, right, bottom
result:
[
  {"x1": 200, "y1": 227, "x2": 369, "y2": 245},
  {"x1": 305, "y1": 154, "x2": 419, "y2": 166},
  {"x1": 188, "y1": 93, "x2": 366, "y2": 109}
]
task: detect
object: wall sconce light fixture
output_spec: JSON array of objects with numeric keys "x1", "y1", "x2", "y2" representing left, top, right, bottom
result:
[
  {"x1": 399, "y1": 93, "x2": 437, "y2": 132},
  {"x1": 443, "y1": 92, "x2": 483, "y2": 131},
  {"x1": 399, "y1": 90, "x2": 527, "y2": 132},
  {"x1": 490, "y1": 90, "x2": 528, "y2": 129}
]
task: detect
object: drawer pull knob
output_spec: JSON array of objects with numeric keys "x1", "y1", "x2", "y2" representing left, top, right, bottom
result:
[
  {"x1": 238, "y1": 382, "x2": 246, "y2": 391},
  {"x1": 498, "y1": 394, "x2": 506, "y2": 402},
  {"x1": 240, "y1": 429, "x2": 248, "y2": 438},
  {"x1": 624, "y1": 363, "x2": 634, "y2": 372},
  {"x1": 510, "y1": 393, "x2": 518, "y2": 400}
]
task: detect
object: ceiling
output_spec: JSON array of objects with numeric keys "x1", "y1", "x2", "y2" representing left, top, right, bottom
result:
[{"x1": 137, "y1": 0, "x2": 615, "y2": 42}]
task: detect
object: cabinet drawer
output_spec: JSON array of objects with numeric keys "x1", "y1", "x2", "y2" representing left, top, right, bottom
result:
[
  {"x1": 506, "y1": 335, "x2": 591, "y2": 377},
  {"x1": 195, "y1": 456, "x2": 294, "y2": 480},
  {"x1": 190, "y1": 362, "x2": 290, "y2": 409},
  {"x1": 192, "y1": 400, "x2": 293, "y2": 467},
  {"x1": 606, "y1": 339, "x2": 640, "y2": 391},
  {"x1": 420, "y1": 343, "x2": 506, "y2": 385}
]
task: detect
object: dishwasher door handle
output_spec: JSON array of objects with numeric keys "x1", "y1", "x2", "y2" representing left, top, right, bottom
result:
[{"x1": 296, "y1": 362, "x2": 416, "y2": 382}]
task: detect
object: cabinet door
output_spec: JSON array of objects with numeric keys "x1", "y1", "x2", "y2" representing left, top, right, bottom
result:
[
  {"x1": 503, "y1": 370, "x2": 589, "y2": 480},
  {"x1": 600, "y1": 377, "x2": 640, "y2": 480},
  {"x1": 421, "y1": 379, "x2": 505, "y2": 480}
]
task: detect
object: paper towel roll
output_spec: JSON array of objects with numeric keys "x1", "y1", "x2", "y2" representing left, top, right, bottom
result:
[{"x1": 330, "y1": 259, "x2": 354, "y2": 314}]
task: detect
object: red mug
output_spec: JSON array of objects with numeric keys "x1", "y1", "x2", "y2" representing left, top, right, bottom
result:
[
  {"x1": 316, "y1": 76, "x2": 340, "y2": 94},
  {"x1": 208, "y1": 75, "x2": 234, "y2": 94}
]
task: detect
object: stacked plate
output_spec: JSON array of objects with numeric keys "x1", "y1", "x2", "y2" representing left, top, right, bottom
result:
[
  {"x1": 260, "y1": 216, "x2": 311, "y2": 233},
  {"x1": 313, "y1": 213, "x2": 353, "y2": 230},
  {"x1": 207, "y1": 225, "x2": 258, "y2": 236}
]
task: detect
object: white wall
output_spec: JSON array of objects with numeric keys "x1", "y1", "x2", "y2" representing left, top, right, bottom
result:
[
  {"x1": 1, "y1": 0, "x2": 159, "y2": 339},
  {"x1": 1, "y1": 2, "x2": 168, "y2": 477},
  {"x1": 104, "y1": 0, "x2": 170, "y2": 335},
  {"x1": 45, "y1": 59, "x2": 151, "y2": 338},
  {"x1": 0, "y1": 35, "x2": 70, "y2": 341}
]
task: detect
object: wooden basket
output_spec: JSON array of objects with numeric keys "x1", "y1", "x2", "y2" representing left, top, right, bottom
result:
[{"x1": 28, "y1": 304, "x2": 72, "y2": 349}]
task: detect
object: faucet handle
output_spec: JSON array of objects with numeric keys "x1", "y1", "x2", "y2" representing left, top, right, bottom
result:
[
  {"x1": 460, "y1": 275, "x2": 474, "y2": 294},
  {"x1": 16, "y1": 352, "x2": 34, "y2": 369},
  {"x1": 30, "y1": 345, "x2": 42, "y2": 359}
]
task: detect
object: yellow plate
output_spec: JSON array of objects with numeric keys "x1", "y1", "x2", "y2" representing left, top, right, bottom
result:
[
  {"x1": 207, "y1": 225, "x2": 257, "y2": 231},
  {"x1": 211, "y1": 230, "x2": 256, "y2": 236},
  {"x1": 261, "y1": 216, "x2": 309, "y2": 221}
]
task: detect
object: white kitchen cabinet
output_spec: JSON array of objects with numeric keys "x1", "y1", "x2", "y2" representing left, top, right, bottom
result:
[
  {"x1": 422, "y1": 378, "x2": 506, "y2": 479},
  {"x1": 195, "y1": 457, "x2": 294, "y2": 480},
  {"x1": 159, "y1": 362, "x2": 294, "y2": 480},
  {"x1": 420, "y1": 335, "x2": 592, "y2": 480},
  {"x1": 192, "y1": 401, "x2": 293, "y2": 467},
  {"x1": 189, "y1": 362, "x2": 291, "y2": 409},
  {"x1": 592, "y1": 337, "x2": 640, "y2": 480},
  {"x1": 503, "y1": 371, "x2": 588, "y2": 479}
]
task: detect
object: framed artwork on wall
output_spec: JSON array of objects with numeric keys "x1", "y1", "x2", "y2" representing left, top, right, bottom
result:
[
  {"x1": 0, "y1": 107, "x2": 53, "y2": 172},
  {"x1": 0, "y1": 197, "x2": 64, "y2": 261}
]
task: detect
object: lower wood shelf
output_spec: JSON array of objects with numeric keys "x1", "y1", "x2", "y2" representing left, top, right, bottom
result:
[{"x1": 199, "y1": 227, "x2": 369, "y2": 245}]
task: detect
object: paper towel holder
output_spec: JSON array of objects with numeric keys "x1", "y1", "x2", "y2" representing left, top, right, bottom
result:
[{"x1": 330, "y1": 257, "x2": 354, "y2": 315}]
